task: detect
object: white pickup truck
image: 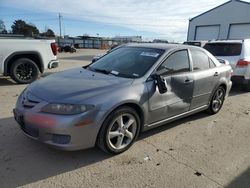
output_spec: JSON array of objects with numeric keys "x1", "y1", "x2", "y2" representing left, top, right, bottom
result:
[{"x1": 0, "y1": 38, "x2": 59, "y2": 84}]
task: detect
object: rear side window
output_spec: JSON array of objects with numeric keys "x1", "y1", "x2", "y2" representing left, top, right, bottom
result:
[
  {"x1": 157, "y1": 50, "x2": 190, "y2": 75},
  {"x1": 191, "y1": 50, "x2": 210, "y2": 70},
  {"x1": 209, "y1": 58, "x2": 216, "y2": 68},
  {"x1": 204, "y1": 43, "x2": 242, "y2": 56}
]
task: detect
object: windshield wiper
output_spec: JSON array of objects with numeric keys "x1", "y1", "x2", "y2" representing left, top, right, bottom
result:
[
  {"x1": 82, "y1": 65, "x2": 89, "y2": 69},
  {"x1": 91, "y1": 67, "x2": 119, "y2": 76},
  {"x1": 93, "y1": 68, "x2": 110, "y2": 74}
]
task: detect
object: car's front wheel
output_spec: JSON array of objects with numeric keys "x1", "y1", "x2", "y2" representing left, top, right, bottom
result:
[
  {"x1": 97, "y1": 107, "x2": 140, "y2": 154},
  {"x1": 206, "y1": 86, "x2": 226, "y2": 114}
]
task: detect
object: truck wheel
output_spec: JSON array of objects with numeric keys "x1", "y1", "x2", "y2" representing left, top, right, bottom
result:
[
  {"x1": 10, "y1": 58, "x2": 40, "y2": 84},
  {"x1": 97, "y1": 107, "x2": 140, "y2": 155},
  {"x1": 206, "y1": 86, "x2": 225, "y2": 115}
]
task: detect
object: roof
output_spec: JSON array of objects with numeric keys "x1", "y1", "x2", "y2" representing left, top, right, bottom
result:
[
  {"x1": 206, "y1": 39, "x2": 250, "y2": 44},
  {"x1": 125, "y1": 43, "x2": 203, "y2": 51},
  {"x1": 126, "y1": 43, "x2": 179, "y2": 50},
  {"x1": 190, "y1": 0, "x2": 250, "y2": 21}
]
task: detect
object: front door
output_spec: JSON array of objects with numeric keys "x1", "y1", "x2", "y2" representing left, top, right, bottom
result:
[{"x1": 147, "y1": 49, "x2": 194, "y2": 124}]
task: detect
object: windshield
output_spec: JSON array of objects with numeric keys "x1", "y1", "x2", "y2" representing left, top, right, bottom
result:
[
  {"x1": 204, "y1": 43, "x2": 242, "y2": 56},
  {"x1": 89, "y1": 47, "x2": 165, "y2": 78}
]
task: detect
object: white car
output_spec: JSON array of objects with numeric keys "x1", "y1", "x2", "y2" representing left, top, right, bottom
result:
[{"x1": 204, "y1": 40, "x2": 250, "y2": 91}]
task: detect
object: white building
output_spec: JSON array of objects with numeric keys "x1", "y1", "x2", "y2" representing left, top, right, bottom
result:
[{"x1": 187, "y1": 0, "x2": 250, "y2": 41}]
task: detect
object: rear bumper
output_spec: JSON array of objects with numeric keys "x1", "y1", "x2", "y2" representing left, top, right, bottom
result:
[
  {"x1": 48, "y1": 60, "x2": 59, "y2": 69},
  {"x1": 231, "y1": 76, "x2": 250, "y2": 85}
]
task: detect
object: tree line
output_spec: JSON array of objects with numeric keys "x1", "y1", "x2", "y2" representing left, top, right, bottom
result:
[{"x1": 0, "y1": 19, "x2": 55, "y2": 38}]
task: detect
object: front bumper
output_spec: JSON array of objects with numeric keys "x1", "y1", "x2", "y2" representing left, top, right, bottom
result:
[
  {"x1": 48, "y1": 60, "x2": 59, "y2": 69},
  {"x1": 13, "y1": 106, "x2": 106, "y2": 151}
]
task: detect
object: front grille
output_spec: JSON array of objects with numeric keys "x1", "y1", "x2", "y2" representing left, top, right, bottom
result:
[
  {"x1": 21, "y1": 92, "x2": 41, "y2": 109},
  {"x1": 22, "y1": 98, "x2": 39, "y2": 108}
]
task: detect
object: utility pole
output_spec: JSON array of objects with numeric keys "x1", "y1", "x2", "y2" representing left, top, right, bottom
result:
[{"x1": 59, "y1": 13, "x2": 62, "y2": 38}]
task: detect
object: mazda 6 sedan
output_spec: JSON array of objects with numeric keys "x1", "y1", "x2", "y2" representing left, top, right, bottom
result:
[{"x1": 14, "y1": 43, "x2": 232, "y2": 154}]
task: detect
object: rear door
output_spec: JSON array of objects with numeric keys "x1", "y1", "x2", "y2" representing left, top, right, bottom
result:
[
  {"x1": 190, "y1": 49, "x2": 218, "y2": 109},
  {"x1": 147, "y1": 49, "x2": 194, "y2": 124}
]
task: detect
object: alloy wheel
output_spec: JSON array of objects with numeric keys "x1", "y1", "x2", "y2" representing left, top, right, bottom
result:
[
  {"x1": 107, "y1": 113, "x2": 137, "y2": 150},
  {"x1": 212, "y1": 88, "x2": 225, "y2": 112}
]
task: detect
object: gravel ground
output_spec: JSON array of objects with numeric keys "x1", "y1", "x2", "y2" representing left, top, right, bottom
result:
[{"x1": 0, "y1": 49, "x2": 250, "y2": 188}]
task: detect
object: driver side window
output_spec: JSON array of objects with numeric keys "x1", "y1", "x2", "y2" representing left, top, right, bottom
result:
[{"x1": 157, "y1": 50, "x2": 190, "y2": 76}]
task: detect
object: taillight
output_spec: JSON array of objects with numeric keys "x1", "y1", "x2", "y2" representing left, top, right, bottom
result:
[
  {"x1": 51, "y1": 42, "x2": 57, "y2": 56},
  {"x1": 236, "y1": 59, "x2": 250, "y2": 67}
]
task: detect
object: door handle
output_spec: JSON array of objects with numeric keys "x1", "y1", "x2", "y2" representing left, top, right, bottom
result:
[
  {"x1": 214, "y1": 72, "x2": 219, "y2": 77},
  {"x1": 184, "y1": 79, "x2": 193, "y2": 84}
]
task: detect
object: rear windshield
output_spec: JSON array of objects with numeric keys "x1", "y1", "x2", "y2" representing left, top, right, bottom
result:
[{"x1": 204, "y1": 43, "x2": 242, "y2": 56}]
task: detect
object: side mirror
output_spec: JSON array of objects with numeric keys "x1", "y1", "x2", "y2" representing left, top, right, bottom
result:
[
  {"x1": 152, "y1": 74, "x2": 168, "y2": 94},
  {"x1": 92, "y1": 57, "x2": 99, "y2": 63},
  {"x1": 91, "y1": 53, "x2": 106, "y2": 63},
  {"x1": 217, "y1": 58, "x2": 229, "y2": 65}
]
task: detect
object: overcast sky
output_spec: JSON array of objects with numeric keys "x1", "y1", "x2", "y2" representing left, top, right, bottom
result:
[{"x1": 0, "y1": 0, "x2": 248, "y2": 41}]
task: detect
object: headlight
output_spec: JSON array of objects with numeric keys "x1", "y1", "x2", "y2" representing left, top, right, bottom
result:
[{"x1": 41, "y1": 104, "x2": 92, "y2": 115}]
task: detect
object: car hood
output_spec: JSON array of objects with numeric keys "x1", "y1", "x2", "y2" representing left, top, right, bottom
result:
[{"x1": 27, "y1": 68, "x2": 134, "y2": 103}]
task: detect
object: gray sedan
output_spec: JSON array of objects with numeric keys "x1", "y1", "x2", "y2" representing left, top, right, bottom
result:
[{"x1": 13, "y1": 43, "x2": 232, "y2": 154}]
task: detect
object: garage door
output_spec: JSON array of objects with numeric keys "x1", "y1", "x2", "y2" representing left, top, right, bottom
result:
[
  {"x1": 195, "y1": 25, "x2": 220, "y2": 40},
  {"x1": 228, "y1": 24, "x2": 250, "y2": 39}
]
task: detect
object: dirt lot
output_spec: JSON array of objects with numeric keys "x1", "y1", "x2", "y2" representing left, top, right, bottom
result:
[{"x1": 0, "y1": 49, "x2": 250, "y2": 188}]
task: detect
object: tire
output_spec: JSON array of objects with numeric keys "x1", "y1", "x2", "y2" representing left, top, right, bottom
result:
[
  {"x1": 10, "y1": 58, "x2": 40, "y2": 84},
  {"x1": 206, "y1": 86, "x2": 226, "y2": 115},
  {"x1": 97, "y1": 106, "x2": 140, "y2": 155}
]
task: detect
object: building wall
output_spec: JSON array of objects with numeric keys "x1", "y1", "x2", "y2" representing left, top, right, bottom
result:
[{"x1": 188, "y1": 0, "x2": 250, "y2": 40}]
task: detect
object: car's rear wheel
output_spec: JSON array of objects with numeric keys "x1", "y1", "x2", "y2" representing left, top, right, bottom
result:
[
  {"x1": 10, "y1": 58, "x2": 39, "y2": 84},
  {"x1": 97, "y1": 107, "x2": 140, "y2": 154},
  {"x1": 206, "y1": 86, "x2": 226, "y2": 114}
]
